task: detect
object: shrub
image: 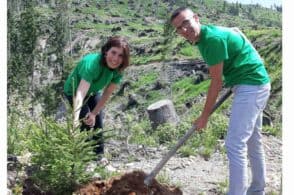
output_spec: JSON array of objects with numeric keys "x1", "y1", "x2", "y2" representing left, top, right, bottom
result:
[{"x1": 24, "y1": 115, "x2": 100, "y2": 194}]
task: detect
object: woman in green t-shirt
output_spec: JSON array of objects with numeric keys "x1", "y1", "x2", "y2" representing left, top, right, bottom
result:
[{"x1": 64, "y1": 36, "x2": 130, "y2": 155}]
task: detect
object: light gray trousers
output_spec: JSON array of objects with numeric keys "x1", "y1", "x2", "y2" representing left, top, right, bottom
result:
[{"x1": 225, "y1": 83, "x2": 271, "y2": 195}]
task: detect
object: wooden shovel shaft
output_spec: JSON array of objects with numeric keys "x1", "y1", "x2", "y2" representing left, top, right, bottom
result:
[{"x1": 144, "y1": 89, "x2": 232, "y2": 186}]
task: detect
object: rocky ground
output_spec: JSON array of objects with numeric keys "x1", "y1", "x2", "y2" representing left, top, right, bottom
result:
[
  {"x1": 100, "y1": 134, "x2": 282, "y2": 195},
  {"x1": 8, "y1": 133, "x2": 282, "y2": 195}
]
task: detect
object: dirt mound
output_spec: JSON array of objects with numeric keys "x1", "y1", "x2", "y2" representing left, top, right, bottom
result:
[{"x1": 77, "y1": 170, "x2": 182, "y2": 195}]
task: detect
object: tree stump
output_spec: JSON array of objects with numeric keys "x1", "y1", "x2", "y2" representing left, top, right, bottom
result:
[{"x1": 147, "y1": 99, "x2": 179, "y2": 129}]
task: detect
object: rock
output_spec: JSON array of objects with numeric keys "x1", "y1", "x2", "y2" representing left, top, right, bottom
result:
[
  {"x1": 55, "y1": 100, "x2": 67, "y2": 122},
  {"x1": 152, "y1": 81, "x2": 165, "y2": 90},
  {"x1": 125, "y1": 94, "x2": 139, "y2": 110},
  {"x1": 111, "y1": 26, "x2": 122, "y2": 32},
  {"x1": 194, "y1": 73, "x2": 204, "y2": 84},
  {"x1": 49, "y1": 53, "x2": 57, "y2": 62},
  {"x1": 117, "y1": 81, "x2": 131, "y2": 96}
]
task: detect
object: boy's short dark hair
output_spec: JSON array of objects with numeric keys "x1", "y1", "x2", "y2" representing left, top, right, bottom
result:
[{"x1": 170, "y1": 7, "x2": 193, "y2": 22}]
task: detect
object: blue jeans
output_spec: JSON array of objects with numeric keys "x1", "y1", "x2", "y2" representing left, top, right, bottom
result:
[
  {"x1": 65, "y1": 93, "x2": 104, "y2": 155},
  {"x1": 225, "y1": 83, "x2": 270, "y2": 195}
]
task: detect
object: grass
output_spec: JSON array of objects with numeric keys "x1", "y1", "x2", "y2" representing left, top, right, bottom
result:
[
  {"x1": 156, "y1": 170, "x2": 171, "y2": 185},
  {"x1": 133, "y1": 72, "x2": 159, "y2": 88},
  {"x1": 74, "y1": 21, "x2": 115, "y2": 31},
  {"x1": 128, "y1": 120, "x2": 157, "y2": 146},
  {"x1": 172, "y1": 78, "x2": 210, "y2": 105},
  {"x1": 263, "y1": 124, "x2": 282, "y2": 137},
  {"x1": 81, "y1": 7, "x2": 106, "y2": 17},
  {"x1": 179, "y1": 44, "x2": 200, "y2": 58},
  {"x1": 156, "y1": 170, "x2": 183, "y2": 188},
  {"x1": 215, "y1": 179, "x2": 229, "y2": 194},
  {"x1": 132, "y1": 54, "x2": 163, "y2": 65}
]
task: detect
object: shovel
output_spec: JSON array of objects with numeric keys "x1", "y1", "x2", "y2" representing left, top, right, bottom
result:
[{"x1": 144, "y1": 88, "x2": 232, "y2": 186}]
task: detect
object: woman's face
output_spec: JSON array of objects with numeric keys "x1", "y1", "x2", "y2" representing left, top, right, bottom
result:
[{"x1": 105, "y1": 46, "x2": 124, "y2": 69}]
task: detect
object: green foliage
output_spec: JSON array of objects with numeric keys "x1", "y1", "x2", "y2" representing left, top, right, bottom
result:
[
  {"x1": 153, "y1": 123, "x2": 184, "y2": 144},
  {"x1": 8, "y1": 1, "x2": 39, "y2": 98},
  {"x1": 128, "y1": 120, "x2": 157, "y2": 146},
  {"x1": 24, "y1": 115, "x2": 100, "y2": 193},
  {"x1": 132, "y1": 54, "x2": 163, "y2": 65},
  {"x1": 228, "y1": 3, "x2": 240, "y2": 16},
  {"x1": 94, "y1": 165, "x2": 120, "y2": 179},
  {"x1": 161, "y1": 20, "x2": 177, "y2": 61},
  {"x1": 156, "y1": 170, "x2": 171, "y2": 185},
  {"x1": 215, "y1": 179, "x2": 229, "y2": 194},
  {"x1": 179, "y1": 43, "x2": 201, "y2": 58},
  {"x1": 172, "y1": 78, "x2": 210, "y2": 105},
  {"x1": 19, "y1": 1, "x2": 38, "y2": 55},
  {"x1": 7, "y1": 101, "x2": 112, "y2": 194},
  {"x1": 144, "y1": 91, "x2": 167, "y2": 107},
  {"x1": 7, "y1": 110, "x2": 26, "y2": 155},
  {"x1": 133, "y1": 72, "x2": 159, "y2": 88},
  {"x1": 81, "y1": 6, "x2": 106, "y2": 16},
  {"x1": 156, "y1": 169, "x2": 182, "y2": 188},
  {"x1": 178, "y1": 145, "x2": 195, "y2": 157},
  {"x1": 263, "y1": 124, "x2": 282, "y2": 137},
  {"x1": 146, "y1": 104, "x2": 229, "y2": 159}
]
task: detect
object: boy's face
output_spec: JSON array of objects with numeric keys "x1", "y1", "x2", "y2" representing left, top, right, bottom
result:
[{"x1": 172, "y1": 10, "x2": 201, "y2": 44}]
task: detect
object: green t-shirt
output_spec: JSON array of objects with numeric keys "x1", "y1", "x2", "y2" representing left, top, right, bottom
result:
[
  {"x1": 64, "y1": 53, "x2": 123, "y2": 96},
  {"x1": 196, "y1": 25, "x2": 270, "y2": 87}
]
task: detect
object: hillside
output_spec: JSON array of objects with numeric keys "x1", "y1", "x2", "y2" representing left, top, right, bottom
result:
[{"x1": 7, "y1": 0, "x2": 282, "y2": 194}]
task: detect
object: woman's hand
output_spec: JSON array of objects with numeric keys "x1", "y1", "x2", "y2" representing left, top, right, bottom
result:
[{"x1": 84, "y1": 112, "x2": 96, "y2": 127}]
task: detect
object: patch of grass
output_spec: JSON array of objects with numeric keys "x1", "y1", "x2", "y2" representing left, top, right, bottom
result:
[
  {"x1": 179, "y1": 145, "x2": 195, "y2": 157},
  {"x1": 128, "y1": 120, "x2": 157, "y2": 147},
  {"x1": 73, "y1": 21, "x2": 94, "y2": 30},
  {"x1": 244, "y1": 29, "x2": 272, "y2": 38},
  {"x1": 81, "y1": 7, "x2": 106, "y2": 17},
  {"x1": 263, "y1": 124, "x2": 282, "y2": 137},
  {"x1": 148, "y1": 23, "x2": 164, "y2": 32},
  {"x1": 95, "y1": 165, "x2": 120, "y2": 180},
  {"x1": 133, "y1": 54, "x2": 163, "y2": 65},
  {"x1": 35, "y1": 7, "x2": 54, "y2": 16},
  {"x1": 172, "y1": 78, "x2": 210, "y2": 105},
  {"x1": 267, "y1": 191, "x2": 280, "y2": 195},
  {"x1": 179, "y1": 44, "x2": 201, "y2": 58},
  {"x1": 127, "y1": 22, "x2": 146, "y2": 30},
  {"x1": 131, "y1": 36, "x2": 162, "y2": 44},
  {"x1": 215, "y1": 179, "x2": 229, "y2": 194},
  {"x1": 156, "y1": 170, "x2": 171, "y2": 185},
  {"x1": 144, "y1": 90, "x2": 167, "y2": 107},
  {"x1": 133, "y1": 72, "x2": 159, "y2": 88},
  {"x1": 162, "y1": 105, "x2": 229, "y2": 159},
  {"x1": 153, "y1": 123, "x2": 181, "y2": 144}
]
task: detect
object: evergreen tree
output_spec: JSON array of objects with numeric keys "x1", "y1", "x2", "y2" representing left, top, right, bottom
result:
[{"x1": 7, "y1": 0, "x2": 39, "y2": 114}]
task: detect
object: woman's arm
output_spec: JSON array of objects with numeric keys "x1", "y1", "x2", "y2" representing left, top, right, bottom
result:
[
  {"x1": 73, "y1": 79, "x2": 90, "y2": 127},
  {"x1": 84, "y1": 83, "x2": 117, "y2": 127}
]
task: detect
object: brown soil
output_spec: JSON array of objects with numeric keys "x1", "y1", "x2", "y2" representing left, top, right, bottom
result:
[{"x1": 77, "y1": 170, "x2": 182, "y2": 195}]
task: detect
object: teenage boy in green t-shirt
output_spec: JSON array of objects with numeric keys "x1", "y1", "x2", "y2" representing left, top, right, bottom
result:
[
  {"x1": 64, "y1": 36, "x2": 130, "y2": 155},
  {"x1": 171, "y1": 7, "x2": 270, "y2": 195}
]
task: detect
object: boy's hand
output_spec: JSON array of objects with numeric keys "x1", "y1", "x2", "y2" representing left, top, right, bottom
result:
[{"x1": 193, "y1": 115, "x2": 208, "y2": 132}]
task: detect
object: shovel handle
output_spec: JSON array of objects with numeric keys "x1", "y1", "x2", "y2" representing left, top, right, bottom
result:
[{"x1": 144, "y1": 88, "x2": 232, "y2": 186}]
